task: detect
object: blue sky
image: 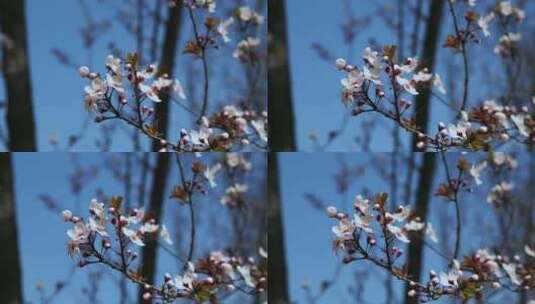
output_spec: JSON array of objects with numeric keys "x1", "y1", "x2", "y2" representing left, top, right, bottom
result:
[
  {"x1": 279, "y1": 152, "x2": 528, "y2": 303},
  {"x1": 0, "y1": 0, "x2": 265, "y2": 152},
  {"x1": 12, "y1": 152, "x2": 265, "y2": 303},
  {"x1": 286, "y1": 0, "x2": 535, "y2": 151}
]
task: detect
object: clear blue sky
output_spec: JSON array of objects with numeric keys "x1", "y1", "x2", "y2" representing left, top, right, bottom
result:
[
  {"x1": 286, "y1": 0, "x2": 535, "y2": 151},
  {"x1": 12, "y1": 152, "x2": 265, "y2": 303},
  {"x1": 279, "y1": 152, "x2": 526, "y2": 303},
  {"x1": 1, "y1": 0, "x2": 265, "y2": 151}
]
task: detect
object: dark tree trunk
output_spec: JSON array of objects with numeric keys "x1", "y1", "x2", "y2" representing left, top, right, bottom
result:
[
  {"x1": 267, "y1": 153, "x2": 290, "y2": 304},
  {"x1": 151, "y1": 5, "x2": 183, "y2": 151},
  {"x1": 404, "y1": 2, "x2": 444, "y2": 303},
  {"x1": 410, "y1": 0, "x2": 445, "y2": 149},
  {"x1": 0, "y1": 153, "x2": 24, "y2": 304},
  {"x1": 268, "y1": 0, "x2": 296, "y2": 151},
  {"x1": 138, "y1": 153, "x2": 170, "y2": 303},
  {"x1": 403, "y1": 153, "x2": 436, "y2": 304},
  {"x1": 0, "y1": 0, "x2": 37, "y2": 151}
]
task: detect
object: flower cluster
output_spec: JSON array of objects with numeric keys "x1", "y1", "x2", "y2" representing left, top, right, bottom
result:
[
  {"x1": 327, "y1": 193, "x2": 437, "y2": 260},
  {"x1": 336, "y1": 47, "x2": 445, "y2": 104},
  {"x1": 63, "y1": 198, "x2": 172, "y2": 258},
  {"x1": 332, "y1": 1, "x2": 533, "y2": 151},
  {"x1": 326, "y1": 191, "x2": 534, "y2": 302},
  {"x1": 422, "y1": 99, "x2": 535, "y2": 150},
  {"x1": 62, "y1": 197, "x2": 266, "y2": 302},
  {"x1": 406, "y1": 248, "x2": 534, "y2": 302},
  {"x1": 80, "y1": 54, "x2": 267, "y2": 152},
  {"x1": 170, "y1": 153, "x2": 254, "y2": 209}
]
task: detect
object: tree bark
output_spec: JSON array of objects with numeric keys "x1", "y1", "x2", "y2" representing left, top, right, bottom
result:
[
  {"x1": 404, "y1": 153, "x2": 436, "y2": 304},
  {"x1": 0, "y1": 153, "x2": 24, "y2": 304},
  {"x1": 268, "y1": 0, "x2": 296, "y2": 151},
  {"x1": 0, "y1": 0, "x2": 37, "y2": 151},
  {"x1": 151, "y1": 5, "x2": 183, "y2": 151},
  {"x1": 138, "y1": 153, "x2": 170, "y2": 303},
  {"x1": 267, "y1": 153, "x2": 290, "y2": 304},
  {"x1": 410, "y1": 0, "x2": 445, "y2": 149},
  {"x1": 404, "y1": 2, "x2": 444, "y2": 303}
]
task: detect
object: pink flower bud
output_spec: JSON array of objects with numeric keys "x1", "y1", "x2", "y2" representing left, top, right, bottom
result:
[
  {"x1": 142, "y1": 292, "x2": 151, "y2": 300},
  {"x1": 416, "y1": 141, "x2": 426, "y2": 150},
  {"x1": 407, "y1": 289, "x2": 416, "y2": 297},
  {"x1": 326, "y1": 206, "x2": 338, "y2": 218},
  {"x1": 335, "y1": 58, "x2": 347, "y2": 70},
  {"x1": 62, "y1": 210, "x2": 73, "y2": 222},
  {"x1": 79, "y1": 66, "x2": 90, "y2": 77}
]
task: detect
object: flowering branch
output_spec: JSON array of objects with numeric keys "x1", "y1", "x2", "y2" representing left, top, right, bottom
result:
[
  {"x1": 62, "y1": 195, "x2": 266, "y2": 303},
  {"x1": 334, "y1": 1, "x2": 533, "y2": 151}
]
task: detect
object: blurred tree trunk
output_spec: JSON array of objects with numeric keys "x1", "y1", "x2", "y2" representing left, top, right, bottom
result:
[
  {"x1": 0, "y1": 0, "x2": 37, "y2": 151},
  {"x1": 410, "y1": 0, "x2": 445, "y2": 149},
  {"x1": 268, "y1": 153, "x2": 289, "y2": 304},
  {"x1": 138, "y1": 153, "x2": 170, "y2": 303},
  {"x1": 268, "y1": 0, "x2": 296, "y2": 151},
  {"x1": 404, "y1": 1, "x2": 444, "y2": 303},
  {"x1": 0, "y1": 154, "x2": 24, "y2": 304},
  {"x1": 404, "y1": 153, "x2": 436, "y2": 304},
  {"x1": 151, "y1": 4, "x2": 183, "y2": 151}
]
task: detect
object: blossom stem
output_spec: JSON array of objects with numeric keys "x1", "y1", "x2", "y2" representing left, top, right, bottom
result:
[
  {"x1": 176, "y1": 153, "x2": 196, "y2": 268},
  {"x1": 447, "y1": 0, "x2": 469, "y2": 114}
]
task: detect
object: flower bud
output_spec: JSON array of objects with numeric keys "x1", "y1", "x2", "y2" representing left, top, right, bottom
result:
[
  {"x1": 79, "y1": 66, "x2": 90, "y2": 77},
  {"x1": 335, "y1": 58, "x2": 347, "y2": 70},
  {"x1": 407, "y1": 289, "x2": 416, "y2": 297},
  {"x1": 142, "y1": 292, "x2": 151, "y2": 300},
  {"x1": 62, "y1": 210, "x2": 73, "y2": 222},
  {"x1": 326, "y1": 206, "x2": 338, "y2": 218}
]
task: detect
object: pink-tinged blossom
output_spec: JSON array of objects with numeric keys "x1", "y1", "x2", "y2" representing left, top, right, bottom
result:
[
  {"x1": 524, "y1": 245, "x2": 535, "y2": 258},
  {"x1": 469, "y1": 161, "x2": 487, "y2": 186},
  {"x1": 340, "y1": 71, "x2": 365, "y2": 104},
  {"x1": 425, "y1": 222, "x2": 438, "y2": 243},
  {"x1": 122, "y1": 227, "x2": 145, "y2": 247},
  {"x1": 173, "y1": 262, "x2": 197, "y2": 294},
  {"x1": 362, "y1": 47, "x2": 382, "y2": 85},
  {"x1": 433, "y1": 74, "x2": 447, "y2": 94},
  {"x1": 233, "y1": 37, "x2": 260, "y2": 62},
  {"x1": 511, "y1": 114, "x2": 529, "y2": 137},
  {"x1": 105, "y1": 54, "x2": 121, "y2": 75},
  {"x1": 204, "y1": 163, "x2": 222, "y2": 188},
  {"x1": 237, "y1": 265, "x2": 256, "y2": 288},
  {"x1": 438, "y1": 259, "x2": 462, "y2": 288},
  {"x1": 237, "y1": 6, "x2": 264, "y2": 24},
  {"x1": 396, "y1": 76, "x2": 418, "y2": 96},
  {"x1": 62, "y1": 210, "x2": 73, "y2": 222},
  {"x1": 326, "y1": 206, "x2": 338, "y2": 218},
  {"x1": 160, "y1": 224, "x2": 173, "y2": 245},
  {"x1": 478, "y1": 12, "x2": 495, "y2": 37},
  {"x1": 386, "y1": 224, "x2": 410, "y2": 243},
  {"x1": 502, "y1": 263, "x2": 521, "y2": 285},
  {"x1": 217, "y1": 17, "x2": 234, "y2": 43},
  {"x1": 220, "y1": 183, "x2": 248, "y2": 206},
  {"x1": 139, "y1": 83, "x2": 162, "y2": 103},
  {"x1": 251, "y1": 119, "x2": 267, "y2": 142}
]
